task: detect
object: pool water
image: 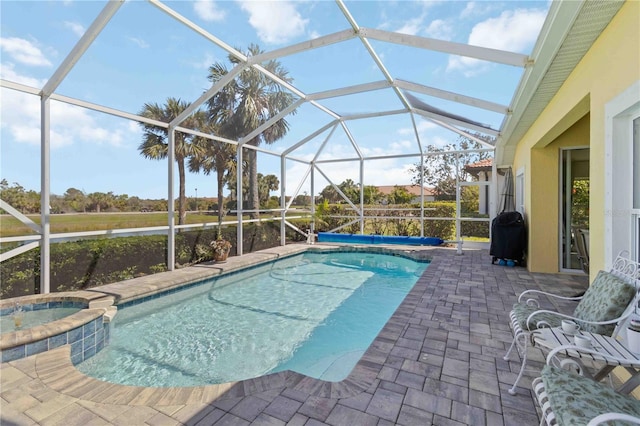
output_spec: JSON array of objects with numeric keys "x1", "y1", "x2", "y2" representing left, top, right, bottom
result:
[
  {"x1": 0, "y1": 307, "x2": 82, "y2": 333},
  {"x1": 77, "y1": 252, "x2": 428, "y2": 387}
]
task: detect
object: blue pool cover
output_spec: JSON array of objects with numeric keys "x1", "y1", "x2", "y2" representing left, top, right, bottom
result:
[{"x1": 317, "y1": 233, "x2": 443, "y2": 246}]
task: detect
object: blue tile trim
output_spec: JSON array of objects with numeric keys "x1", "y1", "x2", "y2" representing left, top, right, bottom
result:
[
  {"x1": 49, "y1": 333, "x2": 67, "y2": 349},
  {"x1": 70, "y1": 340, "x2": 83, "y2": 359},
  {"x1": 1, "y1": 313, "x2": 108, "y2": 364},
  {"x1": 32, "y1": 303, "x2": 48, "y2": 311},
  {"x1": 2, "y1": 345, "x2": 25, "y2": 363},
  {"x1": 26, "y1": 339, "x2": 48, "y2": 357},
  {"x1": 68, "y1": 327, "x2": 83, "y2": 344},
  {"x1": 83, "y1": 320, "x2": 96, "y2": 337},
  {"x1": 70, "y1": 352, "x2": 83, "y2": 365}
]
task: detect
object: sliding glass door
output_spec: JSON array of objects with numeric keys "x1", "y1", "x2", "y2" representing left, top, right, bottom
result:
[{"x1": 560, "y1": 148, "x2": 590, "y2": 271}]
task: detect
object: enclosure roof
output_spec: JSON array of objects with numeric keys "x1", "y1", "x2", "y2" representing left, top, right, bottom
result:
[{"x1": 0, "y1": 0, "x2": 625, "y2": 195}]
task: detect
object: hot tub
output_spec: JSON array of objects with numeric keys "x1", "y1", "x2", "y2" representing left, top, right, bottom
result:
[{"x1": 0, "y1": 292, "x2": 116, "y2": 363}]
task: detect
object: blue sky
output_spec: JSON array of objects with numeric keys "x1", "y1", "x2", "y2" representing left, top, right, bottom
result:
[{"x1": 0, "y1": 0, "x2": 549, "y2": 200}]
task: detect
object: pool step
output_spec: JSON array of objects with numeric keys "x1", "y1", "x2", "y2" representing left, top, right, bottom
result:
[{"x1": 88, "y1": 296, "x2": 115, "y2": 309}]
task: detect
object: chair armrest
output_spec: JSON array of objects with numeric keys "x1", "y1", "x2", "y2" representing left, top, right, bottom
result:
[
  {"x1": 546, "y1": 345, "x2": 640, "y2": 370},
  {"x1": 587, "y1": 413, "x2": 640, "y2": 426},
  {"x1": 518, "y1": 289, "x2": 583, "y2": 303},
  {"x1": 526, "y1": 310, "x2": 575, "y2": 330},
  {"x1": 526, "y1": 310, "x2": 630, "y2": 331}
]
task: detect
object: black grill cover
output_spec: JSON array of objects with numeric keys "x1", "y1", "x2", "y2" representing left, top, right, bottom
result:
[{"x1": 490, "y1": 211, "x2": 526, "y2": 262}]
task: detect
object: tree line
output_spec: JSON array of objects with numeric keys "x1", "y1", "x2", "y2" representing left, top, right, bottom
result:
[
  {"x1": 0, "y1": 174, "x2": 284, "y2": 215},
  {"x1": 0, "y1": 180, "x2": 167, "y2": 214}
]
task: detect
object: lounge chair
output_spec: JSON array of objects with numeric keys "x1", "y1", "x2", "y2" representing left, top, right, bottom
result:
[
  {"x1": 533, "y1": 344, "x2": 640, "y2": 426},
  {"x1": 504, "y1": 252, "x2": 640, "y2": 395}
]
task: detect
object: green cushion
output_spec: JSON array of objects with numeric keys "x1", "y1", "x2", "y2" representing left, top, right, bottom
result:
[
  {"x1": 573, "y1": 270, "x2": 636, "y2": 335},
  {"x1": 541, "y1": 365, "x2": 640, "y2": 425},
  {"x1": 512, "y1": 302, "x2": 563, "y2": 330}
]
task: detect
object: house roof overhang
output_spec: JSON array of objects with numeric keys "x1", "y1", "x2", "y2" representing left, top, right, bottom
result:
[{"x1": 495, "y1": 0, "x2": 625, "y2": 167}]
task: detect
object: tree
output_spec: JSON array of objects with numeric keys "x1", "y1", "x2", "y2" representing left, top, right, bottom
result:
[
  {"x1": 338, "y1": 179, "x2": 359, "y2": 204},
  {"x1": 86, "y1": 192, "x2": 111, "y2": 213},
  {"x1": 138, "y1": 98, "x2": 204, "y2": 225},
  {"x1": 319, "y1": 184, "x2": 340, "y2": 204},
  {"x1": 206, "y1": 44, "x2": 296, "y2": 219},
  {"x1": 363, "y1": 185, "x2": 382, "y2": 205},
  {"x1": 189, "y1": 119, "x2": 236, "y2": 225},
  {"x1": 410, "y1": 134, "x2": 493, "y2": 201},
  {"x1": 258, "y1": 173, "x2": 279, "y2": 207},
  {"x1": 224, "y1": 160, "x2": 249, "y2": 203},
  {"x1": 388, "y1": 186, "x2": 414, "y2": 204},
  {"x1": 127, "y1": 196, "x2": 142, "y2": 212},
  {"x1": 292, "y1": 193, "x2": 310, "y2": 207},
  {"x1": 63, "y1": 188, "x2": 87, "y2": 212},
  {"x1": 0, "y1": 180, "x2": 39, "y2": 213}
]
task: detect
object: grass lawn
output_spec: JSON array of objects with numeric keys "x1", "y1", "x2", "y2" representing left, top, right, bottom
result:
[{"x1": 0, "y1": 212, "x2": 307, "y2": 238}]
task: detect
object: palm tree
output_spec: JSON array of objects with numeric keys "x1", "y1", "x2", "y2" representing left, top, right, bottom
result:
[
  {"x1": 206, "y1": 44, "x2": 296, "y2": 219},
  {"x1": 258, "y1": 173, "x2": 279, "y2": 206},
  {"x1": 138, "y1": 98, "x2": 204, "y2": 225},
  {"x1": 188, "y1": 119, "x2": 236, "y2": 226}
]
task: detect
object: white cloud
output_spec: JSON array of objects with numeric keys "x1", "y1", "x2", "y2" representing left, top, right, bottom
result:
[
  {"x1": 0, "y1": 37, "x2": 52, "y2": 67},
  {"x1": 397, "y1": 120, "x2": 437, "y2": 136},
  {"x1": 1, "y1": 68, "x2": 133, "y2": 149},
  {"x1": 128, "y1": 37, "x2": 149, "y2": 49},
  {"x1": 0, "y1": 62, "x2": 43, "y2": 87},
  {"x1": 460, "y1": 2, "x2": 477, "y2": 19},
  {"x1": 238, "y1": 1, "x2": 308, "y2": 44},
  {"x1": 191, "y1": 52, "x2": 217, "y2": 70},
  {"x1": 396, "y1": 16, "x2": 425, "y2": 36},
  {"x1": 285, "y1": 156, "x2": 416, "y2": 195},
  {"x1": 63, "y1": 21, "x2": 85, "y2": 38},
  {"x1": 469, "y1": 8, "x2": 546, "y2": 52},
  {"x1": 194, "y1": 0, "x2": 226, "y2": 22},
  {"x1": 460, "y1": 1, "x2": 499, "y2": 20},
  {"x1": 424, "y1": 19, "x2": 453, "y2": 41},
  {"x1": 447, "y1": 8, "x2": 546, "y2": 75}
]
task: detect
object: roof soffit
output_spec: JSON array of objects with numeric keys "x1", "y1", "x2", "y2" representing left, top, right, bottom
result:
[{"x1": 496, "y1": 0, "x2": 625, "y2": 166}]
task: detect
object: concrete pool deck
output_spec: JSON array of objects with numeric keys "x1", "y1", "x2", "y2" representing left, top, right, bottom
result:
[{"x1": 0, "y1": 244, "x2": 588, "y2": 425}]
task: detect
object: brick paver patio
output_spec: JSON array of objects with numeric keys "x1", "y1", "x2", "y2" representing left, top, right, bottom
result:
[{"x1": 1, "y1": 246, "x2": 588, "y2": 425}]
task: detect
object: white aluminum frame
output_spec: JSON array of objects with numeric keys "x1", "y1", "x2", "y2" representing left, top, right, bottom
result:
[{"x1": 0, "y1": 0, "x2": 549, "y2": 293}]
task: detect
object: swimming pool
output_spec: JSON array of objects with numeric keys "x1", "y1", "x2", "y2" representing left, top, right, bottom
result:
[{"x1": 77, "y1": 251, "x2": 428, "y2": 387}]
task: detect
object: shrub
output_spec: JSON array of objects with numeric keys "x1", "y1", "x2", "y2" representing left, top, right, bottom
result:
[
  {"x1": 421, "y1": 202, "x2": 456, "y2": 240},
  {"x1": 0, "y1": 222, "x2": 307, "y2": 299}
]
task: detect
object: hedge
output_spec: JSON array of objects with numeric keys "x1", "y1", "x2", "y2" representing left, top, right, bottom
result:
[{"x1": 0, "y1": 223, "x2": 306, "y2": 299}]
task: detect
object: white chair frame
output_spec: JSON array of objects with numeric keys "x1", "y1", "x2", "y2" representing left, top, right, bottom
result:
[
  {"x1": 533, "y1": 344, "x2": 640, "y2": 426},
  {"x1": 504, "y1": 252, "x2": 640, "y2": 395}
]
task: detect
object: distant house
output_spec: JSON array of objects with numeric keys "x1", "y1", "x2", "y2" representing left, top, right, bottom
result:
[
  {"x1": 375, "y1": 185, "x2": 436, "y2": 204},
  {"x1": 464, "y1": 158, "x2": 493, "y2": 215}
]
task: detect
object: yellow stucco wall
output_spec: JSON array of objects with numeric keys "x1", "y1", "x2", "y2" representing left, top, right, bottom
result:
[
  {"x1": 528, "y1": 115, "x2": 590, "y2": 271},
  {"x1": 512, "y1": 0, "x2": 640, "y2": 274}
]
